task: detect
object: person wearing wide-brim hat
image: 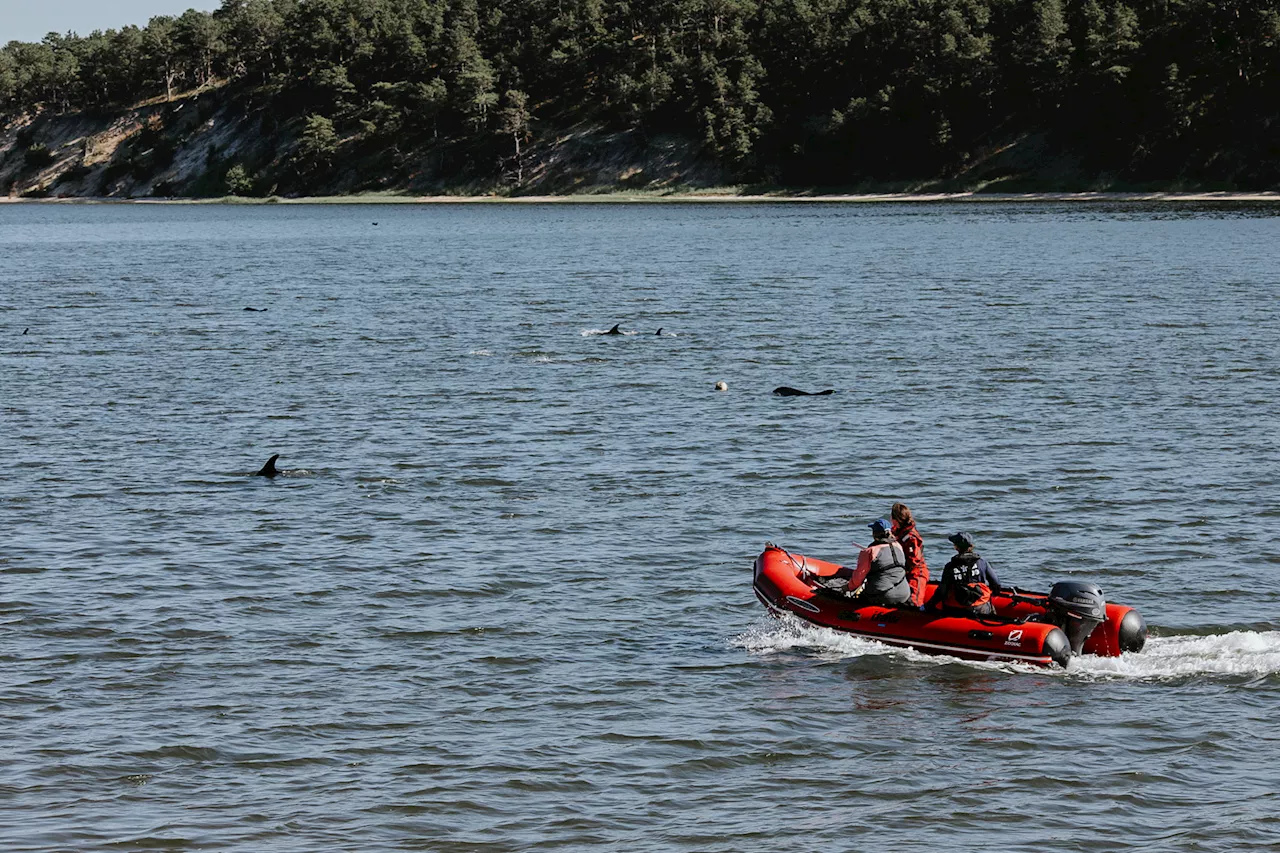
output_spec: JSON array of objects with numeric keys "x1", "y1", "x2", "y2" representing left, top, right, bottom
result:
[{"x1": 926, "y1": 532, "x2": 1003, "y2": 616}]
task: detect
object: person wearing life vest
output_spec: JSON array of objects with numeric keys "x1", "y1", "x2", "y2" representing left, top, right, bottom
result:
[
  {"x1": 846, "y1": 518, "x2": 912, "y2": 607},
  {"x1": 890, "y1": 502, "x2": 929, "y2": 608},
  {"x1": 926, "y1": 532, "x2": 1002, "y2": 616}
]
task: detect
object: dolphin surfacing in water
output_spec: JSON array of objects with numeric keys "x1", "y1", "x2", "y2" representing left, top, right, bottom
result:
[
  {"x1": 604, "y1": 324, "x2": 623, "y2": 335},
  {"x1": 773, "y1": 386, "x2": 835, "y2": 397},
  {"x1": 254, "y1": 454, "x2": 281, "y2": 478}
]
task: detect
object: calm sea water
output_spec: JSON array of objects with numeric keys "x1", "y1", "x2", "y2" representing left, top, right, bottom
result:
[{"x1": 2, "y1": 201, "x2": 1279, "y2": 852}]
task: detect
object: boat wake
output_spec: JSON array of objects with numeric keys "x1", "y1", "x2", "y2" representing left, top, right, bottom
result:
[
  {"x1": 1071, "y1": 630, "x2": 1280, "y2": 680},
  {"x1": 734, "y1": 616, "x2": 1280, "y2": 681}
]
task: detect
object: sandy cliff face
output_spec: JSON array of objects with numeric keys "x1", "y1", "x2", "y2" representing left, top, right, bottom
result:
[
  {"x1": 0, "y1": 83, "x2": 727, "y2": 200},
  {"x1": 1, "y1": 79, "x2": 1135, "y2": 201},
  {"x1": 1, "y1": 87, "x2": 276, "y2": 199}
]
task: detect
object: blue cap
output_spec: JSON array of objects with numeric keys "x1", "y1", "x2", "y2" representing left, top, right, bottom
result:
[
  {"x1": 869, "y1": 518, "x2": 892, "y2": 536},
  {"x1": 948, "y1": 532, "x2": 975, "y2": 549}
]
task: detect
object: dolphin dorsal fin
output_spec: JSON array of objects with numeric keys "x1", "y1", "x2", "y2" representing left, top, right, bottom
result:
[{"x1": 255, "y1": 454, "x2": 280, "y2": 477}]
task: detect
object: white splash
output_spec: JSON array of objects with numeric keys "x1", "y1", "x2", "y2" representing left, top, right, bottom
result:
[
  {"x1": 1071, "y1": 630, "x2": 1280, "y2": 680},
  {"x1": 735, "y1": 616, "x2": 1280, "y2": 681},
  {"x1": 733, "y1": 615, "x2": 966, "y2": 668},
  {"x1": 468, "y1": 349, "x2": 492, "y2": 356},
  {"x1": 735, "y1": 615, "x2": 900, "y2": 661}
]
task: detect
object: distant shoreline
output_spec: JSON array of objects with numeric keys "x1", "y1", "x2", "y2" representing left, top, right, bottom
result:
[{"x1": 5, "y1": 190, "x2": 1280, "y2": 205}]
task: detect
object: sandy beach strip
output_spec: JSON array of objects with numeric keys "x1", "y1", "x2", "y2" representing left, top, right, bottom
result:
[{"x1": 6, "y1": 190, "x2": 1280, "y2": 204}]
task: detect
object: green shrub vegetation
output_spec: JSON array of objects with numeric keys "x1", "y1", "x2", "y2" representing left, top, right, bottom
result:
[
  {"x1": 224, "y1": 162, "x2": 255, "y2": 195},
  {"x1": 2, "y1": 0, "x2": 1279, "y2": 189}
]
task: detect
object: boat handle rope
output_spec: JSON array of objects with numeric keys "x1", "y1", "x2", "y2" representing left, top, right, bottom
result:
[
  {"x1": 780, "y1": 545, "x2": 817, "y2": 583},
  {"x1": 767, "y1": 541, "x2": 848, "y2": 585},
  {"x1": 769, "y1": 542, "x2": 801, "y2": 572}
]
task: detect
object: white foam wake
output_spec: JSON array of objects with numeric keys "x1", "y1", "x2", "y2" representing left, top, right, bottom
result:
[
  {"x1": 735, "y1": 615, "x2": 903, "y2": 660},
  {"x1": 1071, "y1": 630, "x2": 1280, "y2": 680},
  {"x1": 733, "y1": 615, "x2": 984, "y2": 669},
  {"x1": 735, "y1": 617, "x2": 1280, "y2": 680}
]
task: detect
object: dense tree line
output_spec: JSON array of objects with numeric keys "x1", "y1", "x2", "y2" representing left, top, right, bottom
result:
[{"x1": 3, "y1": 0, "x2": 1280, "y2": 187}]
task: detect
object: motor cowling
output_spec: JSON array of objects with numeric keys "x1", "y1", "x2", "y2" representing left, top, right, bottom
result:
[
  {"x1": 1117, "y1": 608, "x2": 1148, "y2": 654},
  {"x1": 1047, "y1": 581, "x2": 1107, "y2": 655}
]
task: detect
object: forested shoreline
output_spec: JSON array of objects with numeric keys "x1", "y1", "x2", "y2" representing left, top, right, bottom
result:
[{"x1": 3, "y1": 0, "x2": 1280, "y2": 197}]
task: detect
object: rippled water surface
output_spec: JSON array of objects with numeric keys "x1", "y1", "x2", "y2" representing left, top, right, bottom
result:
[{"x1": 3, "y1": 201, "x2": 1279, "y2": 851}]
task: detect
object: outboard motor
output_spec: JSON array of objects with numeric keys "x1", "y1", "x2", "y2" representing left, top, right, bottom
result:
[{"x1": 1047, "y1": 581, "x2": 1107, "y2": 655}]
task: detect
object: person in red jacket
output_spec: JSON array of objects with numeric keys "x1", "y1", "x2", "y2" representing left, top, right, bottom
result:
[{"x1": 891, "y1": 502, "x2": 929, "y2": 608}]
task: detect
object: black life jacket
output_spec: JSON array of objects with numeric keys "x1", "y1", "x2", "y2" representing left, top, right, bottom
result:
[{"x1": 945, "y1": 553, "x2": 991, "y2": 608}]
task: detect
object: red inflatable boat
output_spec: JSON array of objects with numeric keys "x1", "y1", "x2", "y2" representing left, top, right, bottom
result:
[{"x1": 753, "y1": 543, "x2": 1146, "y2": 667}]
